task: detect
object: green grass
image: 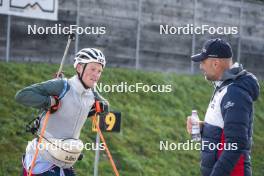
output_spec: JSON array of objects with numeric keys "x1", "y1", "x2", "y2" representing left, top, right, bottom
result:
[{"x1": 0, "y1": 61, "x2": 263, "y2": 176}]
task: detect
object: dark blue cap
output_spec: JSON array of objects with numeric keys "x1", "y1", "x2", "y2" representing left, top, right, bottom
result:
[{"x1": 191, "y1": 38, "x2": 233, "y2": 62}]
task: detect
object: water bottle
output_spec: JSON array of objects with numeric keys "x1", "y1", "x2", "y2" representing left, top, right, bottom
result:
[{"x1": 191, "y1": 110, "x2": 201, "y2": 141}]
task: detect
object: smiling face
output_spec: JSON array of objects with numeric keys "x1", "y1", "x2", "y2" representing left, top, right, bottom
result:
[{"x1": 76, "y1": 62, "x2": 103, "y2": 88}]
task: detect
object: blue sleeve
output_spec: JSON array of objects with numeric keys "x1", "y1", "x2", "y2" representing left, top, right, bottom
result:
[{"x1": 210, "y1": 86, "x2": 252, "y2": 176}]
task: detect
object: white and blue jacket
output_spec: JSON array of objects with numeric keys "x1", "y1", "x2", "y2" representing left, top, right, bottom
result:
[{"x1": 201, "y1": 63, "x2": 260, "y2": 176}]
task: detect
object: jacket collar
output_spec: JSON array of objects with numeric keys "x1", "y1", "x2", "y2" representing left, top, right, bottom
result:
[
  {"x1": 212, "y1": 62, "x2": 246, "y2": 89},
  {"x1": 69, "y1": 75, "x2": 92, "y2": 95}
]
